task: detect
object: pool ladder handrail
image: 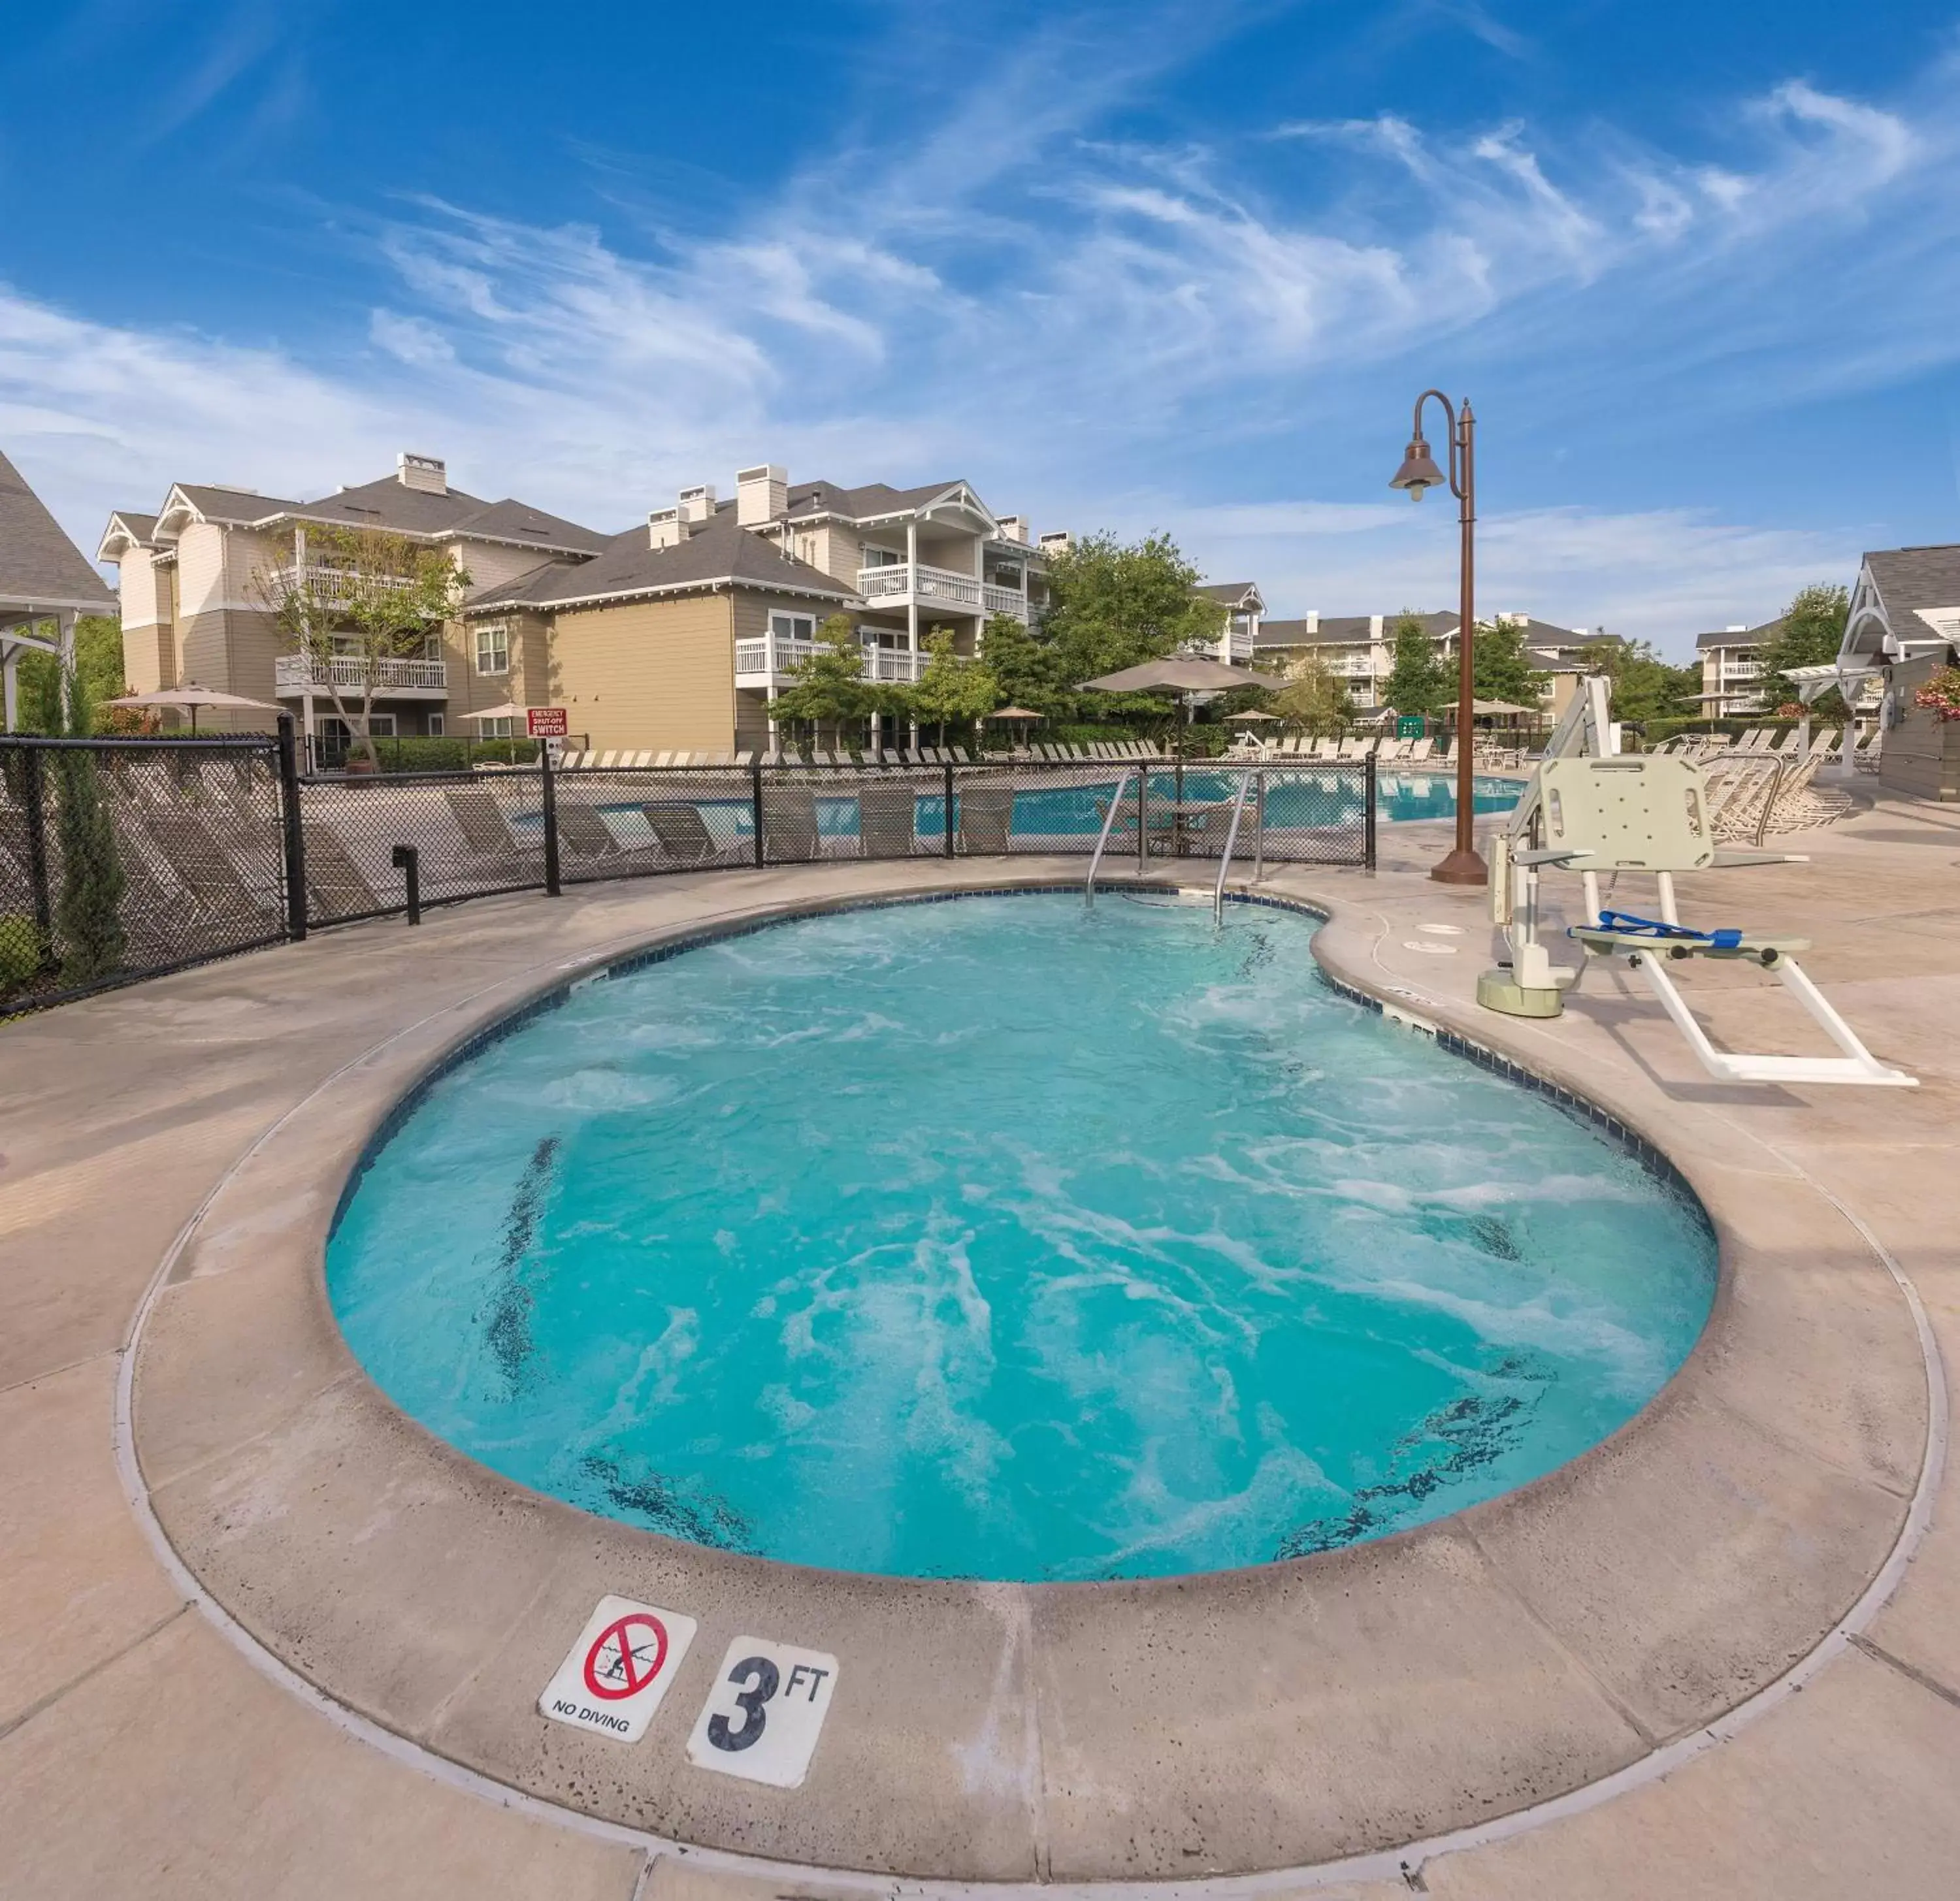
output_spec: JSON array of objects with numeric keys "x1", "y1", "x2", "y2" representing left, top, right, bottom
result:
[
  {"x1": 1212, "y1": 770, "x2": 1258, "y2": 923},
  {"x1": 1085, "y1": 766, "x2": 1139, "y2": 907}
]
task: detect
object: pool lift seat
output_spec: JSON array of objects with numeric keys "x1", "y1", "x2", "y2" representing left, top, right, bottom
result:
[{"x1": 1482, "y1": 677, "x2": 1914, "y2": 1088}]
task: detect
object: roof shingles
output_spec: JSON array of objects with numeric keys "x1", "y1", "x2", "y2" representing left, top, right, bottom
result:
[{"x1": 1, "y1": 449, "x2": 115, "y2": 610}]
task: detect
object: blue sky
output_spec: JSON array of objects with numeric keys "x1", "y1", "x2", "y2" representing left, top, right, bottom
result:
[{"x1": 4, "y1": 1, "x2": 1958, "y2": 654}]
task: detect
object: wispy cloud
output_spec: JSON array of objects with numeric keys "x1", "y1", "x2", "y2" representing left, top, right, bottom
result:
[{"x1": 3, "y1": 7, "x2": 1955, "y2": 655}]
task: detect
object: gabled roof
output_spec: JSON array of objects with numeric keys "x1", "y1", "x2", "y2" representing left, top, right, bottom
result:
[
  {"x1": 140, "y1": 470, "x2": 608, "y2": 559},
  {"x1": 464, "y1": 515, "x2": 854, "y2": 616},
  {"x1": 1256, "y1": 611, "x2": 1456, "y2": 648},
  {"x1": 0, "y1": 448, "x2": 115, "y2": 612},
  {"x1": 282, "y1": 476, "x2": 609, "y2": 555},
  {"x1": 782, "y1": 478, "x2": 996, "y2": 530},
  {"x1": 1194, "y1": 581, "x2": 1264, "y2": 609},
  {"x1": 1695, "y1": 620, "x2": 1778, "y2": 651},
  {"x1": 96, "y1": 511, "x2": 159, "y2": 563},
  {"x1": 1866, "y1": 544, "x2": 1960, "y2": 625}
]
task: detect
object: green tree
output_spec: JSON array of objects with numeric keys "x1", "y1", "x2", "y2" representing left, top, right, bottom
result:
[
  {"x1": 976, "y1": 612, "x2": 1065, "y2": 715},
  {"x1": 1270, "y1": 651, "x2": 1350, "y2": 736},
  {"x1": 906, "y1": 628, "x2": 998, "y2": 745},
  {"x1": 1382, "y1": 612, "x2": 1446, "y2": 719},
  {"x1": 14, "y1": 615, "x2": 127, "y2": 735},
  {"x1": 255, "y1": 525, "x2": 466, "y2": 768},
  {"x1": 1758, "y1": 584, "x2": 1850, "y2": 715},
  {"x1": 1041, "y1": 532, "x2": 1225, "y2": 713},
  {"x1": 1470, "y1": 619, "x2": 1548, "y2": 710},
  {"x1": 50, "y1": 665, "x2": 127, "y2": 986},
  {"x1": 770, "y1": 613, "x2": 874, "y2": 749},
  {"x1": 1590, "y1": 636, "x2": 1702, "y2": 725}
]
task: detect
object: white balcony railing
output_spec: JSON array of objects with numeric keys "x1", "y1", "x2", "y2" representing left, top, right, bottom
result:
[
  {"x1": 734, "y1": 636, "x2": 922, "y2": 685},
  {"x1": 263, "y1": 563, "x2": 420, "y2": 605},
  {"x1": 854, "y1": 563, "x2": 1030, "y2": 623},
  {"x1": 275, "y1": 653, "x2": 448, "y2": 694}
]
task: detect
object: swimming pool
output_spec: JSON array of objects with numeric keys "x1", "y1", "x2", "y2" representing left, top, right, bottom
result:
[
  {"x1": 551, "y1": 768, "x2": 1520, "y2": 846},
  {"x1": 328, "y1": 894, "x2": 1714, "y2": 1582}
]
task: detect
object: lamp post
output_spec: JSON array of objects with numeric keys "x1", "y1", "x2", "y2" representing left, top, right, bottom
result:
[{"x1": 1390, "y1": 391, "x2": 1486, "y2": 886}]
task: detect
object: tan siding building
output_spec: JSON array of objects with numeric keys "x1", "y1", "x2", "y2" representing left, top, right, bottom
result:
[{"x1": 553, "y1": 596, "x2": 738, "y2": 754}]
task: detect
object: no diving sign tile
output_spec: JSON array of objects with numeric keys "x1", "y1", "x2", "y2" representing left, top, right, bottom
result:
[
  {"x1": 685, "y1": 1636, "x2": 840, "y2": 1789},
  {"x1": 540, "y1": 1595, "x2": 697, "y2": 1743}
]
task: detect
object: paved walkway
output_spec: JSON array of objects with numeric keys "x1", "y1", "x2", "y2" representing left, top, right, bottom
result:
[{"x1": 1, "y1": 796, "x2": 1955, "y2": 1898}]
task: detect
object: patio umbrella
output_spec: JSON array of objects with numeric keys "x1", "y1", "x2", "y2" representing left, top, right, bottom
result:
[
  {"x1": 1470, "y1": 698, "x2": 1533, "y2": 717},
  {"x1": 460, "y1": 701, "x2": 527, "y2": 723},
  {"x1": 987, "y1": 706, "x2": 1044, "y2": 721},
  {"x1": 101, "y1": 683, "x2": 280, "y2": 734},
  {"x1": 1079, "y1": 656, "x2": 1271, "y2": 753}
]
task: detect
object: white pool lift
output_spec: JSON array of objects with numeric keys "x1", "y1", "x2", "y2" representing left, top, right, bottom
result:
[{"x1": 1480, "y1": 677, "x2": 1914, "y2": 1088}]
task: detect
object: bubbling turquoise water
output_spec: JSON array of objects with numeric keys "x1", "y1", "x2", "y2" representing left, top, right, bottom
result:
[{"x1": 328, "y1": 894, "x2": 1715, "y2": 1581}]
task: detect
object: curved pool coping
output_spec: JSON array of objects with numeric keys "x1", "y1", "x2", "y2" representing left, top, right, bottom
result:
[{"x1": 123, "y1": 868, "x2": 1942, "y2": 1887}]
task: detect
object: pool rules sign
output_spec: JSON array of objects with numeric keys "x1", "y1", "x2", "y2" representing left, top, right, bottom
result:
[{"x1": 539, "y1": 1596, "x2": 696, "y2": 1742}]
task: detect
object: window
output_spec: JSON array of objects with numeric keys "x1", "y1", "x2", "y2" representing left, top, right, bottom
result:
[
  {"x1": 483, "y1": 717, "x2": 514, "y2": 739},
  {"x1": 860, "y1": 545, "x2": 902, "y2": 568},
  {"x1": 768, "y1": 611, "x2": 815, "y2": 644},
  {"x1": 475, "y1": 625, "x2": 510, "y2": 675},
  {"x1": 427, "y1": 713, "x2": 445, "y2": 737},
  {"x1": 794, "y1": 532, "x2": 818, "y2": 564}
]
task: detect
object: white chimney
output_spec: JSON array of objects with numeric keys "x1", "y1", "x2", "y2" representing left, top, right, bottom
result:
[
  {"x1": 678, "y1": 483, "x2": 717, "y2": 526},
  {"x1": 735, "y1": 464, "x2": 787, "y2": 528},
  {"x1": 397, "y1": 451, "x2": 448, "y2": 495},
  {"x1": 1369, "y1": 614, "x2": 1384, "y2": 638},
  {"x1": 1725, "y1": 624, "x2": 1746, "y2": 633},
  {"x1": 1305, "y1": 611, "x2": 1319, "y2": 634},
  {"x1": 997, "y1": 515, "x2": 1028, "y2": 545},
  {"x1": 1038, "y1": 530, "x2": 1072, "y2": 555},
  {"x1": 648, "y1": 506, "x2": 684, "y2": 550}
]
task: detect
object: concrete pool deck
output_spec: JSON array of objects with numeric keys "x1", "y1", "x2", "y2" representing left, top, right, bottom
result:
[{"x1": 1, "y1": 793, "x2": 1955, "y2": 1898}]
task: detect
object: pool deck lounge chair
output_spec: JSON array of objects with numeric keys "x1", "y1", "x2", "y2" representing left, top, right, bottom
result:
[{"x1": 857, "y1": 780, "x2": 918, "y2": 859}]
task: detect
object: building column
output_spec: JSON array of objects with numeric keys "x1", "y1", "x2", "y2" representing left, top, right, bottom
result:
[
  {"x1": 2, "y1": 645, "x2": 17, "y2": 733},
  {"x1": 906, "y1": 517, "x2": 921, "y2": 752}
]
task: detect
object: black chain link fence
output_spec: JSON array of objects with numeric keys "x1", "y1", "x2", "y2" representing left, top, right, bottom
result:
[
  {"x1": 3, "y1": 724, "x2": 1376, "y2": 1013},
  {"x1": 1, "y1": 735, "x2": 289, "y2": 1013}
]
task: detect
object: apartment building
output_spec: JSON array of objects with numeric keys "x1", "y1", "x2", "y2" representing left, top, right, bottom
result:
[
  {"x1": 98, "y1": 455, "x2": 610, "y2": 755},
  {"x1": 1695, "y1": 622, "x2": 1774, "y2": 717},
  {"x1": 1191, "y1": 582, "x2": 1264, "y2": 662},
  {"x1": 1254, "y1": 611, "x2": 1607, "y2": 719},
  {"x1": 99, "y1": 455, "x2": 1054, "y2": 756}
]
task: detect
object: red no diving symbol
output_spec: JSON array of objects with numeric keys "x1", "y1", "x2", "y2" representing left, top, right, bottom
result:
[{"x1": 583, "y1": 1612, "x2": 668, "y2": 1700}]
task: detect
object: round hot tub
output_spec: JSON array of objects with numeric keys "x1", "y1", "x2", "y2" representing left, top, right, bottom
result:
[{"x1": 328, "y1": 892, "x2": 1716, "y2": 1582}]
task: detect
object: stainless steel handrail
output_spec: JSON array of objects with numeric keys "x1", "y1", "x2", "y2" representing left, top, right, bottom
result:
[
  {"x1": 1212, "y1": 772, "x2": 1256, "y2": 922},
  {"x1": 1085, "y1": 767, "x2": 1138, "y2": 907}
]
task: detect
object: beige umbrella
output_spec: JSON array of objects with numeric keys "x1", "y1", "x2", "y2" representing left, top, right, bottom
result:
[
  {"x1": 1079, "y1": 658, "x2": 1268, "y2": 694},
  {"x1": 1080, "y1": 657, "x2": 1272, "y2": 760},
  {"x1": 987, "y1": 706, "x2": 1044, "y2": 721},
  {"x1": 1471, "y1": 698, "x2": 1534, "y2": 717},
  {"x1": 459, "y1": 701, "x2": 527, "y2": 723},
  {"x1": 102, "y1": 683, "x2": 279, "y2": 734}
]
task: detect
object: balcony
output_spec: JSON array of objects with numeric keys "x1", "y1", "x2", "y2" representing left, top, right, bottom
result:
[
  {"x1": 274, "y1": 653, "x2": 449, "y2": 696},
  {"x1": 856, "y1": 563, "x2": 1030, "y2": 623},
  {"x1": 734, "y1": 636, "x2": 923, "y2": 688},
  {"x1": 262, "y1": 562, "x2": 421, "y2": 606}
]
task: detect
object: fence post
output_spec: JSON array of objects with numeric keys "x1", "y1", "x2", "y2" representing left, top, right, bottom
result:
[
  {"x1": 19, "y1": 746, "x2": 54, "y2": 965},
  {"x1": 751, "y1": 760, "x2": 766, "y2": 867},
  {"x1": 1364, "y1": 750, "x2": 1377, "y2": 871},
  {"x1": 276, "y1": 714, "x2": 308, "y2": 941},
  {"x1": 540, "y1": 747, "x2": 562, "y2": 897},
  {"x1": 391, "y1": 845, "x2": 422, "y2": 924},
  {"x1": 943, "y1": 760, "x2": 956, "y2": 858}
]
